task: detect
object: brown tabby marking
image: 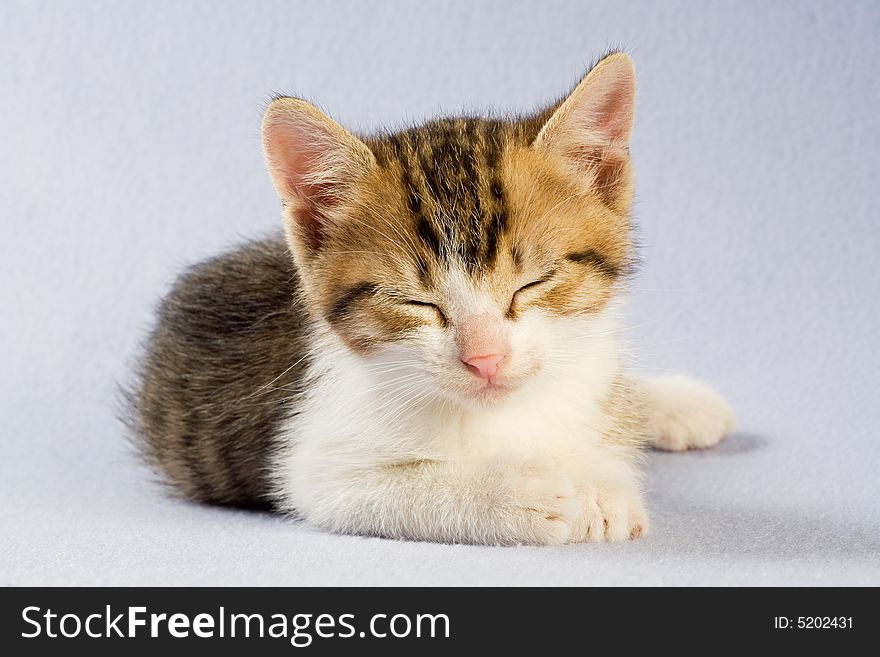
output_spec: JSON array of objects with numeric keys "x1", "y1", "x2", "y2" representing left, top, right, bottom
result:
[{"x1": 128, "y1": 239, "x2": 307, "y2": 509}]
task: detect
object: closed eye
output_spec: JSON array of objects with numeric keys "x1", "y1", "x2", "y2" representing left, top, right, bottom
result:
[
  {"x1": 515, "y1": 279, "x2": 546, "y2": 294},
  {"x1": 404, "y1": 299, "x2": 448, "y2": 324},
  {"x1": 508, "y1": 272, "x2": 556, "y2": 316}
]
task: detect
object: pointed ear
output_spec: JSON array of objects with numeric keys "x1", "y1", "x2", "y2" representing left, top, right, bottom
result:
[
  {"x1": 262, "y1": 97, "x2": 375, "y2": 253},
  {"x1": 532, "y1": 52, "x2": 636, "y2": 209}
]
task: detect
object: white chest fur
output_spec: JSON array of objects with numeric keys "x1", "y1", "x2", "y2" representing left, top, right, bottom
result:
[{"x1": 271, "y1": 319, "x2": 621, "y2": 500}]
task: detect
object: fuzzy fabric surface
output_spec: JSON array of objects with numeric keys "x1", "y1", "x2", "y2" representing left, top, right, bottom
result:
[{"x1": 2, "y1": 0, "x2": 878, "y2": 586}]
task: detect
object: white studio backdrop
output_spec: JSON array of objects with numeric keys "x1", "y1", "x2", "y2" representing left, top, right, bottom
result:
[{"x1": 1, "y1": 0, "x2": 878, "y2": 585}]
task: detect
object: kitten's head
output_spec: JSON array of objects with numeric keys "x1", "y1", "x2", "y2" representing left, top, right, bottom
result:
[{"x1": 262, "y1": 52, "x2": 636, "y2": 406}]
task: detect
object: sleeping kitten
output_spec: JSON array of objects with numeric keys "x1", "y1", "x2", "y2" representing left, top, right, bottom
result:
[{"x1": 133, "y1": 52, "x2": 735, "y2": 545}]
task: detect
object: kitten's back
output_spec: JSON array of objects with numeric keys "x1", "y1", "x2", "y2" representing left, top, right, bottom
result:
[{"x1": 131, "y1": 236, "x2": 308, "y2": 509}]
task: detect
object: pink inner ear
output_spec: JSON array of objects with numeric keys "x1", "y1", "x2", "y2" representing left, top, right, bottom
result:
[
  {"x1": 588, "y1": 84, "x2": 634, "y2": 145},
  {"x1": 546, "y1": 60, "x2": 635, "y2": 206},
  {"x1": 568, "y1": 61, "x2": 635, "y2": 149},
  {"x1": 263, "y1": 114, "x2": 346, "y2": 250},
  {"x1": 264, "y1": 116, "x2": 330, "y2": 199},
  {"x1": 543, "y1": 55, "x2": 636, "y2": 156}
]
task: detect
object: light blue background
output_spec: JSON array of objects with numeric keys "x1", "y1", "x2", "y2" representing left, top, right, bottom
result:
[{"x1": 2, "y1": 0, "x2": 878, "y2": 584}]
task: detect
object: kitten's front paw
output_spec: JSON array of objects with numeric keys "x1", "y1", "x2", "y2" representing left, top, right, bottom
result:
[
  {"x1": 647, "y1": 375, "x2": 736, "y2": 452},
  {"x1": 573, "y1": 483, "x2": 648, "y2": 542},
  {"x1": 487, "y1": 457, "x2": 581, "y2": 546}
]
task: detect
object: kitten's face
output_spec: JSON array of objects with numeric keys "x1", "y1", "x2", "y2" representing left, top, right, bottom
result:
[
  {"x1": 311, "y1": 126, "x2": 630, "y2": 405},
  {"x1": 263, "y1": 53, "x2": 636, "y2": 406}
]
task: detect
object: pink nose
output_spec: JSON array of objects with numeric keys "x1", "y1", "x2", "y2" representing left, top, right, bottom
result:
[{"x1": 461, "y1": 353, "x2": 506, "y2": 381}]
